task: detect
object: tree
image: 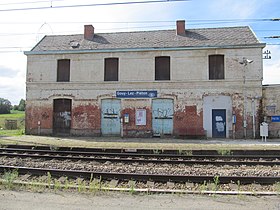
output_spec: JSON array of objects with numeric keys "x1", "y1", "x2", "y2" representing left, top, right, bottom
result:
[
  {"x1": 18, "y1": 99, "x2": 26, "y2": 111},
  {"x1": 0, "y1": 98, "x2": 12, "y2": 114}
]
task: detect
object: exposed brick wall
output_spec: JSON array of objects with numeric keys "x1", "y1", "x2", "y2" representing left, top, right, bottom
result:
[
  {"x1": 174, "y1": 105, "x2": 204, "y2": 138},
  {"x1": 71, "y1": 103, "x2": 101, "y2": 136},
  {"x1": 121, "y1": 107, "x2": 152, "y2": 137},
  {"x1": 25, "y1": 103, "x2": 53, "y2": 135}
]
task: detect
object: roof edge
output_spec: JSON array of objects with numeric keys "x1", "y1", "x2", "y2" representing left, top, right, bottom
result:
[{"x1": 25, "y1": 44, "x2": 266, "y2": 55}]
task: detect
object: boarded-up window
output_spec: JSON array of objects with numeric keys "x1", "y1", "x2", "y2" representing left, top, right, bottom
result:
[
  {"x1": 104, "y1": 58, "x2": 119, "y2": 81},
  {"x1": 155, "y1": 56, "x2": 170, "y2": 80},
  {"x1": 57, "y1": 59, "x2": 70, "y2": 82},
  {"x1": 209, "y1": 55, "x2": 224, "y2": 80}
]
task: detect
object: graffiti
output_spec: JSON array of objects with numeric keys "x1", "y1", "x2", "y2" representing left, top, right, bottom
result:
[
  {"x1": 153, "y1": 108, "x2": 173, "y2": 119},
  {"x1": 103, "y1": 108, "x2": 118, "y2": 115},
  {"x1": 103, "y1": 108, "x2": 119, "y2": 119},
  {"x1": 59, "y1": 111, "x2": 71, "y2": 126},
  {"x1": 216, "y1": 122, "x2": 225, "y2": 132},
  {"x1": 215, "y1": 115, "x2": 225, "y2": 132}
]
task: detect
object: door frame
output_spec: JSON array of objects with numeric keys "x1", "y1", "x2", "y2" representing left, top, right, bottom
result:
[{"x1": 53, "y1": 98, "x2": 72, "y2": 135}]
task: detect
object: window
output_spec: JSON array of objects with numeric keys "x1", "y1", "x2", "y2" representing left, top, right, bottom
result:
[
  {"x1": 155, "y1": 56, "x2": 170, "y2": 80},
  {"x1": 104, "y1": 58, "x2": 119, "y2": 81},
  {"x1": 57, "y1": 59, "x2": 70, "y2": 82},
  {"x1": 209, "y1": 55, "x2": 224, "y2": 80}
]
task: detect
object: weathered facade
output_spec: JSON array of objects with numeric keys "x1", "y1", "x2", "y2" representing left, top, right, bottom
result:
[
  {"x1": 262, "y1": 85, "x2": 280, "y2": 138},
  {"x1": 25, "y1": 20, "x2": 266, "y2": 139}
]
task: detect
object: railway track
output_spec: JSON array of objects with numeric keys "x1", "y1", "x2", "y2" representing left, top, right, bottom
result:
[
  {"x1": 0, "y1": 165, "x2": 279, "y2": 185},
  {"x1": 0, "y1": 147, "x2": 279, "y2": 166},
  {"x1": 0, "y1": 145, "x2": 280, "y2": 185}
]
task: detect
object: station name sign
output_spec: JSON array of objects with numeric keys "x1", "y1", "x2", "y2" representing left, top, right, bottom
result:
[
  {"x1": 271, "y1": 116, "x2": 280, "y2": 122},
  {"x1": 116, "y1": 90, "x2": 157, "y2": 98}
]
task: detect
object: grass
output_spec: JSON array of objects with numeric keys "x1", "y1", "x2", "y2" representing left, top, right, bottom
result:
[{"x1": 0, "y1": 110, "x2": 25, "y2": 136}]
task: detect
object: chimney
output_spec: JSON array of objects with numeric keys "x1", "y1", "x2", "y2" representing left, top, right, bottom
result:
[
  {"x1": 176, "y1": 20, "x2": 185, "y2": 36},
  {"x1": 84, "y1": 25, "x2": 94, "y2": 40}
]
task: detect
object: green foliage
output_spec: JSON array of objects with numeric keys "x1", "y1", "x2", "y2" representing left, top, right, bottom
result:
[
  {"x1": 2, "y1": 170, "x2": 19, "y2": 189},
  {"x1": 213, "y1": 175, "x2": 220, "y2": 191},
  {"x1": 18, "y1": 99, "x2": 26, "y2": 111},
  {"x1": 0, "y1": 110, "x2": 25, "y2": 136},
  {"x1": 217, "y1": 149, "x2": 233, "y2": 156},
  {"x1": 0, "y1": 98, "x2": 12, "y2": 114}
]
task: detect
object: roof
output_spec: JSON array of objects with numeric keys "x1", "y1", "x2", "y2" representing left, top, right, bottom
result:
[{"x1": 27, "y1": 26, "x2": 265, "y2": 54}]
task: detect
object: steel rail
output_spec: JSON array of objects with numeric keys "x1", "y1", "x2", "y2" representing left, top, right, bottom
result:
[
  {"x1": 4, "y1": 144, "x2": 280, "y2": 156},
  {"x1": 0, "y1": 165, "x2": 279, "y2": 185},
  {"x1": 1, "y1": 148, "x2": 279, "y2": 160},
  {"x1": 1, "y1": 152, "x2": 280, "y2": 166}
]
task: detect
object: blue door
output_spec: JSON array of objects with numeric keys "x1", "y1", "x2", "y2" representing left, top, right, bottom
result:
[
  {"x1": 212, "y1": 109, "x2": 226, "y2": 138},
  {"x1": 101, "y1": 99, "x2": 121, "y2": 136},
  {"x1": 152, "y1": 99, "x2": 173, "y2": 136}
]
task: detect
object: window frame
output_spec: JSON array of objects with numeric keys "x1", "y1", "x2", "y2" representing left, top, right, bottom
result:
[
  {"x1": 104, "y1": 57, "x2": 119, "y2": 81},
  {"x1": 57, "y1": 59, "x2": 70, "y2": 82},
  {"x1": 208, "y1": 54, "x2": 225, "y2": 80},
  {"x1": 155, "y1": 56, "x2": 171, "y2": 81}
]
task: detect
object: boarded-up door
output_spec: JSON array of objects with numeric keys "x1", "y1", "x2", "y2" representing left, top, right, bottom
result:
[
  {"x1": 53, "y1": 99, "x2": 72, "y2": 135},
  {"x1": 212, "y1": 109, "x2": 226, "y2": 138},
  {"x1": 152, "y1": 99, "x2": 173, "y2": 136},
  {"x1": 101, "y1": 99, "x2": 121, "y2": 136}
]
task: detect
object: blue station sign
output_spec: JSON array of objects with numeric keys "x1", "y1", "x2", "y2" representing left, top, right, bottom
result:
[
  {"x1": 116, "y1": 90, "x2": 157, "y2": 98},
  {"x1": 271, "y1": 116, "x2": 280, "y2": 122}
]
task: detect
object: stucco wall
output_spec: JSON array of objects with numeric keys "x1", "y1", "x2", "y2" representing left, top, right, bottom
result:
[{"x1": 25, "y1": 47, "x2": 264, "y2": 138}]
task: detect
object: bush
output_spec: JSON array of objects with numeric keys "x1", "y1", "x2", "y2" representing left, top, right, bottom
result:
[{"x1": 0, "y1": 98, "x2": 12, "y2": 114}]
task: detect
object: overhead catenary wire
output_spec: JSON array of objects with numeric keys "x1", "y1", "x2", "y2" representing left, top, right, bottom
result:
[
  {"x1": 0, "y1": 0, "x2": 190, "y2": 12},
  {"x1": 0, "y1": 0, "x2": 65, "y2": 6}
]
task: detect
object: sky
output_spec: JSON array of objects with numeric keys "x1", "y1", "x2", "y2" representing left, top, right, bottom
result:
[{"x1": 0, "y1": 0, "x2": 279, "y2": 105}]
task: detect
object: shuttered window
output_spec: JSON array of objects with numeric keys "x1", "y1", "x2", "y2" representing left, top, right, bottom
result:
[
  {"x1": 155, "y1": 56, "x2": 170, "y2": 81},
  {"x1": 209, "y1": 55, "x2": 224, "y2": 80},
  {"x1": 57, "y1": 59, "x2": 70, "y2": 82},
  {"x1": 104, "y1": 58, "x2": 119, "y2": 81}
]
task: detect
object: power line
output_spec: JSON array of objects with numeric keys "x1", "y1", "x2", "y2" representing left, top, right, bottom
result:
[
  {"x1": 0, "y1": 0, "x2": 64, "y2": 6},
  {"x1": 0, "y1": 18, "x2": 279, "y2": 24},
  {"x1": 0, "y1": 0, "x2": 190, "y2": 12}
]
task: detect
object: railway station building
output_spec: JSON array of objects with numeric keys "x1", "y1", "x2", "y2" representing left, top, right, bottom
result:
[{"x1": 25, "y1": 20, "x2": 269, "y2": 139}]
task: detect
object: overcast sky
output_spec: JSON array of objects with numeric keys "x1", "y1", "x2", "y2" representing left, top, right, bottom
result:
[{"x1": 0, "y1": 0, "x2": 279, "y2": 105}]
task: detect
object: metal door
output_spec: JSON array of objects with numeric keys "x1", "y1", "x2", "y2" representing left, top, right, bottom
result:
[
  {"x1": 212, "y1": 109, "x2": 226, "y2": 138},
  {"x1": 53, "y1": 99, "x2": 72, "y2": 135},
  {"x1": 101, "y1": 99, "x2": 121, "y2": 136},
  {"x1": 152, "y1": 99, "x2": 173, "y2": 135}
]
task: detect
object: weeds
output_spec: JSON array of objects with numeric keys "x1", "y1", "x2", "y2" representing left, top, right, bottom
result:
[
  {"x1": 153, "y1": 149, "x2": 160, "y2": 154},
  {"x1": 213, "y1": 175, "x2": 219, "y2": 191},
  {"x1": 274, "y1": 182, "x2": 280, "y2": 193},
  {"x1": 47, "y1": 172, "x2": 52, "y2": 188},
  {"x1": 178, "y1": 149, "x2": 193, "y2": 156},
  {"x1": 217, "y1": 149, "x2": 232, "y2": 156},
  {"x1": 50, "y1": 145, "x2": 59, "y2": 151},
  {"x1": 199, "y1": 180, "x2": 207, "y2": 192},
  {"x1": 2, "y1": 170, "x2": 18, "y2": 189}
]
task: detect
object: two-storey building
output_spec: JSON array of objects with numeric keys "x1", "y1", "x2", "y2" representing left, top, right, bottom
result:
[{"x1": 24, "y1": 20, "x2": 265, "y2": 139}]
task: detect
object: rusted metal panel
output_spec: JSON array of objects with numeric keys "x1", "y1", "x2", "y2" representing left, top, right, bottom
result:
[
  {"x1": 57, "y1": 59, "x2": 70, "y2": 82},
  {"x1": 104, "y1": 58, "x2": 118, "y2": 81},
  {"x1": 53, "y1": 99, "x2": 71, "y2": 135},
  {"x1": 209, "y1": 55, "x2": 224, "y2": 80},
  {"x1": 155, "y1": 56, "x2": 170, "y2": 80}
]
